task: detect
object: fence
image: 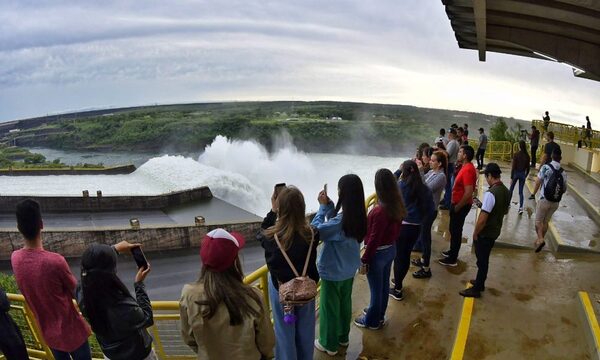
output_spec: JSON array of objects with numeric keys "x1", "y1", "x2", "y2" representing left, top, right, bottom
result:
[
  {"x1": 3, "y1": 265, "x2": 271, "y2": 360},
  {"x1": 532, "y1": 119, "x2": 600, "y2": 149}
]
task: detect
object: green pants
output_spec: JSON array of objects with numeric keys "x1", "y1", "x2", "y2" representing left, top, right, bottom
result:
[{"x1": 318, "y1": 278, "x2": 354, "y2": 352}]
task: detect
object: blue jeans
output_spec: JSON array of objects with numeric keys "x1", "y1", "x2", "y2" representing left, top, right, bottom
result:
[
  {"x1": 509, "y1": 170, "x2": 527, "y2": 208},
  {"x1": 268, "y1": 275, "x2": 315, "y2": 360},
  {"x1": 51, "y1": 341, "x2": 91, "y2": 360},
  {"x1": 443, "y1": 163, "x2": 455, "y2": 208},
  {"x1": 365, "y1": 245, "x2": 396, "y2": 328},
  {"x1": 418, "y1": 211, "x2": 438, "y2": 267}
]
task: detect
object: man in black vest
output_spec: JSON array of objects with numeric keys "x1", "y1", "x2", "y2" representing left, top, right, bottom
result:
[{"x1": 460, "y1": 163, "x2": 509, "y2": 298}]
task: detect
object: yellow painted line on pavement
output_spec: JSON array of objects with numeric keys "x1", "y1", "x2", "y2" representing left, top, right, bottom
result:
[
  {"x1": 578, "y1": 291, "x2": 600, "y2": 358},
  {"x1": 450, "y1": 283, "x2": 475, "y2": 360},
  {"x1": 524, "y1": 178, "x2": 564, "y2": 247}
]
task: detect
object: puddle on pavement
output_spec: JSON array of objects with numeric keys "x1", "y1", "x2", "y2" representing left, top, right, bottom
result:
[{"x1": 512, "y1": 292, "x2": 533, "y2": 302}]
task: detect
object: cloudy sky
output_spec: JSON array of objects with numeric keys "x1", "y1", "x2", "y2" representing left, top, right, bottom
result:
[{"x1": 1, "y1": 0, "x2": 598, "y2": 125}]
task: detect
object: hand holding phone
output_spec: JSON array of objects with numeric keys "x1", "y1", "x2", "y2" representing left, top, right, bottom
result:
[
  {"x1": 131, "y1": 246, "x2": 149, "y2": 270},
  {"x1": 323, "y1": 183, "x2": 328, "y2": 194}
]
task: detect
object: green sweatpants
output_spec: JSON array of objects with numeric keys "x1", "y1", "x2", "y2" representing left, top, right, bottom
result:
[{"x1": 318, "y1": 278, "x2": 354, "y2": 352}]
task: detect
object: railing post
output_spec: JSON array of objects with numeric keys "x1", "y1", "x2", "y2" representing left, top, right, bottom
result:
[{"x1": 260, "y1": 274, "x2": 271, "y2": 316}]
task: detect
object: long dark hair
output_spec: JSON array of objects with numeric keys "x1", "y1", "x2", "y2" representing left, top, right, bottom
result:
[
  {"x1": 335, "y1": 174, "x2": 367, "y2": 242},
  {"x1": 518, "y1": 140, "x2": 529, "y2": 155},
  {"x1": 374, "y1": 168, "x2": 407, "y2": 222},
  {"x1": 197, "y1": 257, "x2": 263, "y2": 326},
  {"x1": 81, "y1": 244, "x2": 133, "y2": 335},
  {"x1": 400, "y1": 160, "x2": 429, "y2": 214}
]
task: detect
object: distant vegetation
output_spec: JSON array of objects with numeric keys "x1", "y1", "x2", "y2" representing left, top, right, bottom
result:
[
  {"x1": 2, "y1": 101, "x2": 530, "y2": 156},
  {"x1": 0, "y1": 143, "x2": 104, "y2": 169}
]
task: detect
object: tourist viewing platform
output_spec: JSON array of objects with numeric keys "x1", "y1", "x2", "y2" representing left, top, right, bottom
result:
[{"x1": 2, "y1": 132, "x2": 600, "y2": 359}]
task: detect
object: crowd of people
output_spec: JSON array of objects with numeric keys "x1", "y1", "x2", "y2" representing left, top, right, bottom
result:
[{"x1": 0, "y1": 120, "x2": 571, "y2": 360}]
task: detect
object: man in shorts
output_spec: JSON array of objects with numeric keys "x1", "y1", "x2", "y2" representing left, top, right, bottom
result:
[{"x1": 530, "y1": 149, "x2": 567, "y2": 252}]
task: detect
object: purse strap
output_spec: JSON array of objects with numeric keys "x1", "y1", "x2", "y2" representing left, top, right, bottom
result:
[{"x1": 273, "y1": 227, "x2": 314, "y2": 277}]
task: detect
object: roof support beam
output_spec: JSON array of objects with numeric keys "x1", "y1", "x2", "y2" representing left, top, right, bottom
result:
[{"x1": 474, "y1": 0, "x2": 487, "y2": 61}]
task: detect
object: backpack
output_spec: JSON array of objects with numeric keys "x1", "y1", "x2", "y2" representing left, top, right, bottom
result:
[
  {"x1": 273, "y1": 228, "x2": 317, "y2": 309},
  {"x1": 543, "y1": 164, "x2": 566, "y2": 202}
]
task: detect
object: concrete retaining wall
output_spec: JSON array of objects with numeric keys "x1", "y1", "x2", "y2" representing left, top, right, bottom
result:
[
  {"x1": 0, "y1": 187, "x2": 213, "y2": 213},
  {"x1": 0, "y1": 221, "x2": 261, "y2": 260},
  {"x1": 0, "y1": 165, "x2": 136, "y2": 176}
]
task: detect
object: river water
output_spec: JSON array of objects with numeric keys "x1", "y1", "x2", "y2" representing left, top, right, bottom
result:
[{"x1": 5, "y1": 135, "x2": 405, "y2": 215}]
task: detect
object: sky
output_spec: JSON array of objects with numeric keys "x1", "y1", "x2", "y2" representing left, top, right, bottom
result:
[{"x1": 0, "y1": 0, "x2": 598, "y2": 126}]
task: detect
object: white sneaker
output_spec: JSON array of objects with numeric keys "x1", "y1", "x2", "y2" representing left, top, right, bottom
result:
[
  {"x1": 314, "y1": 339, "x2": 337, "y2": 356},
  {"x1": 518, "y1": 208, "x2": 524, "y2": 215}
]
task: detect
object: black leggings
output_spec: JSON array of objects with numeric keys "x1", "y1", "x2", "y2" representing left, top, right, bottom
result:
[{"x1": 393, "y1": 224, "x2": 421, "y2": 290}]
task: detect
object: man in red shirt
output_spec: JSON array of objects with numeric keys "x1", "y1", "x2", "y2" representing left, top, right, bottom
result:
[
  {"x1": 439, "y1": 145, "x2": 477, "y2": 266},
  {"x1": 11, "y1": 199, "x2": 92, "y2": 360}
]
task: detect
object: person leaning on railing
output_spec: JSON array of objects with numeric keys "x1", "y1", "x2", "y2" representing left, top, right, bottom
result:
[
  {"x1": 0, "y1": 286, "x2": 28, "y2": 360},
  {"x1": 76, "y1": 242, "x2": 155, "y2": 360},
  {"x1": 11, "y1": 199, "x2": 92, "y2": 360},
  {"x1": 179, "y1": 229, "x2": 274, "y2": 360}
]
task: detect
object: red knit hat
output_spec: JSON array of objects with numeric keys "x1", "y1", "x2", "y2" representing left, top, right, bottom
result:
[{"x1": 200, "y1": 228, "x2": 245, "y2": 272}]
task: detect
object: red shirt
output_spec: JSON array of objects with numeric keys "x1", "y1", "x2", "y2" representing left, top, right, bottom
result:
[
  {"x1": 452, "y1": 162, "x2": 477, "y2": 205},
  {"x1": 11, "y1": 248, "x2": 91, "y2": 352},
  {"x1": 361, "y1": 205, "x2": 401, "y2": 263}
]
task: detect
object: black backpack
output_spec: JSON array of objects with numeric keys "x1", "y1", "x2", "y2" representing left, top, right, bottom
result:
[{"x1": 543, "y1": 164, "x2": 566, "y2": 202}]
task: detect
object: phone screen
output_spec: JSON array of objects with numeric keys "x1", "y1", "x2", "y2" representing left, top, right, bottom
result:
[{"x1": 131, "y1": 246, "x2": 148, "y2": 269}]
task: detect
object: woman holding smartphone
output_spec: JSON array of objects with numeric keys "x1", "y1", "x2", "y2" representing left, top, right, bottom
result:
[
  {"x1": 311, "y1": 174, "x2": 367, "y2": 356},
  {"x1": 355, "y1": 169, "x2": 406, "y2": 329},
  {"x1": 77, "y1": 242, "x2": 155, "y2": 360}
]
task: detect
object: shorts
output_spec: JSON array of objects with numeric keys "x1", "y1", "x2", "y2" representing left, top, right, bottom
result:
[{"x1": 535, "y1": 198, "x2": 560, "y2": 225}]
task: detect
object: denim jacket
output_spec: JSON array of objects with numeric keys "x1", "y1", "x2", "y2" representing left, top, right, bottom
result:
[{"x1": 310, "y1": 202, "x2": 361, "y2": 281}]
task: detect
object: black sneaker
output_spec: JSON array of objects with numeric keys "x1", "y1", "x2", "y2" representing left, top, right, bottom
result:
[
  {"x1": 411, "y1": 258, "x2": 425, "y2": 267},
  {"x1": 440, "y1": 250, "x2": 451, "y2": 258},
  {"x1": 438, "y1": 258, "x2": 458, "y2": 267},
  {"x1": 459, "y1": 287, "x2": 481, "y2": 298},
  {"x1": 439, "y1": 205, "x2": 449, "y2": 211},
  {"x1": 390, "y1": 278, "x2": 396, "y2": 287},
  {"x1": 413, "y1": 268, "x2": 432, "y2": 279},
  {"x1": 389, "y1": 288, "x2": 403, "y2": 301},
  {"x1": 468, "y1": 279, "x2": 485, "y2": 291}
]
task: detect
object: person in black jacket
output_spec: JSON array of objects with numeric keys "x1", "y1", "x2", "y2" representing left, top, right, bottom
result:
[
  {"x1": 1, "y1": 287, "x2": 29, "y2": 360},
  {"x1": 76, "y1": 242, "x2": 155, "y2": 360},
  {"x1": 258, "y1": 185, "x2": 319, "y2": 360}
]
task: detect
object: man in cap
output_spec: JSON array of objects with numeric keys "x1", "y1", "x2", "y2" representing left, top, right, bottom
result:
[{"x1": 460, "y1": 163, "x2": 509, "y2": 298}]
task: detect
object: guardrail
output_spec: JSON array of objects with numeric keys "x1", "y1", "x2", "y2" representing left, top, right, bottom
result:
[
  {"x1": 3, "y1": 265, "x2": 271, "y2": 360},
  {"x1": 532, "y1": 119, "x2": 600, "y2": 149}
]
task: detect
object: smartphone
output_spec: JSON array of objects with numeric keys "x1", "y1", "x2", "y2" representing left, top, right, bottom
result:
[
  {"x1": 131, "y1": 246, "x2": 148, "y2": 270},
  {"x1": 274, "y1": 183, "x2": 286, "y2": 198},
  {"x1": 323, "y1": 183, "x2": 328, "y2": 194},
  {"x1": 473, "y1": 197, "x2": 482, "y2": 208}
]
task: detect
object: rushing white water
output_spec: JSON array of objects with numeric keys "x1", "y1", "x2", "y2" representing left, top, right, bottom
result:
[{"x1": 2, "y1": 136, "x2": 403, "y2": 214}]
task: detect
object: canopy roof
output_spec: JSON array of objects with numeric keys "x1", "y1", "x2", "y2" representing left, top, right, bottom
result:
[{"x1": 442, "y1": 0, "x2": 600, "y2": 81}]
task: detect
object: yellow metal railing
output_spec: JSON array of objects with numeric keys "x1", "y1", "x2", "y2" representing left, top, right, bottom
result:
[
  {"x1": 4, "y1": 265, "x2": 270, "y2": 360},
  {"x1": 533, "y1": 119, "x2": 600, "y2": 149}
]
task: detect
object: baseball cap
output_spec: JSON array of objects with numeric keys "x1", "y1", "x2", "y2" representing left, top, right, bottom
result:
[{"x1": 200, "y1": 228, "x2": 246, "y2": 272}]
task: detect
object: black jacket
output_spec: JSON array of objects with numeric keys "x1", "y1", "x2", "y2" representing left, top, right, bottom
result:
[
  {"x1": 76, "y1": 282, "x2": 154, "y2": 360},
  {"x1": 1, "y1": 287, "x2": 28, "y2": 360},
  {"x1": 258, "y1": 210, "x2": 320, "y2": 290}
]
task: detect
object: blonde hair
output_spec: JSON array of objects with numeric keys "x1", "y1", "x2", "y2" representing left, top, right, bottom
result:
[{"x1": 264, "y1": 186, "x2": 312, "y2": 250}]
